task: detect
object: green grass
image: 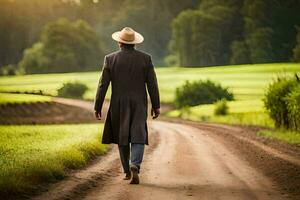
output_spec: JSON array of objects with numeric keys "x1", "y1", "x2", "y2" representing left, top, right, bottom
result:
[
  {"x1": 0, "y1": 93, "x2": 52, "y2": 105},
  {"x1": 167, "y1": 99, "x2": 274, "y2": 127},
  {"x1": 0, "y1": 63, "x2": 299, "y2": 102},
  {"x1": 0, "y1": 123, "x2": 106, "y2": 194},
  {"x1": 258, "y1": 130, "x2": 300, "y2": 145}
]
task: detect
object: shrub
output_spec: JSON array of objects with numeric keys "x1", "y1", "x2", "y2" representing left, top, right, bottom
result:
[
  {"x1": 175, "y1": 80, "x2": 234, "y2": 108},
  {"x1": 285, "y1": 85, "x2": 300, "y2": 131},
  {"x1": 264, "y1": 74, "x2": 299, "y2": 129},
  {"x1": 57, "y1": 82, "x2": 88, "y2": 98},
  {"x1": 0, "y1": 65, "x2": 18, "y2": 76},
  {"x1": 214, "y1": 99, "x2": 229, "y2": 116}
]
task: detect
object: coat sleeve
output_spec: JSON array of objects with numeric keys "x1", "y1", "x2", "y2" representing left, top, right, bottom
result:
[
  {"x1": 94, "y1": 56, "x2": 111, "y2": 112},
  {"x1": 146, "y1": 56, "x2": 160, "y2": 109}
]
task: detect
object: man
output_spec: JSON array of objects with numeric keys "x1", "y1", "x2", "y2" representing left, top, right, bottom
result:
[{"x1": 94, "y1": 27, "x2": 160, "y2": 184}]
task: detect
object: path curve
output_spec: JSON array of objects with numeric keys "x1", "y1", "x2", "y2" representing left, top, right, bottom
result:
[{"x1": 32, "y1": 98, "x2": 299, "y2": 200}]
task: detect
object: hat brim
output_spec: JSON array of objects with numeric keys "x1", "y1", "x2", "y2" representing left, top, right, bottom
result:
[{"x1": 112, "y1": 31, "x2": 144, "y2": 44}]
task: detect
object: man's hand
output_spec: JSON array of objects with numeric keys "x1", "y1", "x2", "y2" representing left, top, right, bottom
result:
[
  {"x1": 95, "y1": 111, "x2": 102, "y2": 120},
  {"x1": 151, "y1": 108, "x2": 160, "y2": 119}
]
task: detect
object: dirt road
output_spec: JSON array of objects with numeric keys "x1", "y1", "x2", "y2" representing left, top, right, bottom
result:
[{"x1": 32, "y1": 99, "x2": 299, "y2": 200}]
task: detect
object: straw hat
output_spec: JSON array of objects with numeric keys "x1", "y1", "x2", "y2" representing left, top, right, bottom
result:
[{"x1": 112, "y1": 27, "x2": 144, "y2": 44}]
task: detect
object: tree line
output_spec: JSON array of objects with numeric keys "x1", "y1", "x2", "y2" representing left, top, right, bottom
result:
[
  {"x1": 170, "y1": 0, "x2": 300, "y2": 67},
  {"x1": 0, "y1": 0, "x2": 198, "y2": 73},
  {"x1": 0, "y1": 0, "x2": 300, "y2": 74}
]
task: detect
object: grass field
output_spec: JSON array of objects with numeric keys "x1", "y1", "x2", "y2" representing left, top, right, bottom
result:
[
  {"x1": 0, "y1": 63, "x2": 299, "y2": 103},
  {"x1": 167, "y1": 99, "x2": 274, "y2": 127},
  {"x1": 0, "y1": 124, "x2": 106, "y2": 193},
  {"x1": 0, "y1": 93, "x2": 52, "y2": 105}
]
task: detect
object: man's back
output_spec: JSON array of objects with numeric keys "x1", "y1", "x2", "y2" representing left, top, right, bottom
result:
[
  {"x1": 94, "y1": 27, "x2": 160, "y2": 184},
  {"x1": 107, "y1": 46, "x2": 152, "y2": 100},
  {"x1": 94, "y1": 45, "x2": 160, "y2": 114}
]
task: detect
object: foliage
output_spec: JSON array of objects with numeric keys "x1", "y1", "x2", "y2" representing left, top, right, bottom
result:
[
  {"x1": 169, "y1": 0, "x2": 300, "y2": 66},
  {"x1": 264, "y1": 75, "x2": 299, "y2": 129},
  {"x1": 170, "y1": 1, "x2": 243, "y2": 67},
  {"x1": 175, "y1": 80, "x2": 234, "y2": 108},
  {"x1": 214, "y1": 99, "x2": 229, "y2": 115},
  {"x1": 164, "y1": 54, "x2": 179, "y2": 67},
  {"x1": 230, "y1": 40, "x2": 251, "y2": 64},
  {"x1": 292, "y1": 28, "x2": 300, "y2": 62},
  {"x1": 0, "y1": 0, "x2": 79, "y2": 67},
  {"x1": 246, "y1": 27, "x2": 275, "y2": 63},
  {"x1": 57, "y1": 82, "x2": 88, "y2": 98},
  {"x1": 242, "y1": 0, "x2": 300, "y2": 63},
  {"x1": 285, "y1": 84, "x2": 300, "y2": 131},
  {"x1": 0, "y1": 65, "x2": 18, "y2": 76},
  {"x1": 19, "y1": 18, "x2": 104, "y2": 74},
  {"x1": 18, "y1": 43, "x2": 50, "y2": 74},
  {"x1": 2, "y1": 0, "x2": 300, "y2": 68},
  {"x1": 0, "y1": 124, "x2": 106, "y2": 194},
  {"x1": 0, "y1": 0, "x2": 199, "y2": 67}
]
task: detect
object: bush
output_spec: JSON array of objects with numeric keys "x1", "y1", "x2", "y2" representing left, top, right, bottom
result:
[
  {"x1": 285, "y1": 85, "x2": 300, "y2": 131},
  {"x1": 57, "y1": 82, "x2": 88, "y2": 98},
  {"x1": 214, "y1": 99, "x2": 229, "y2": 116},
  {"x1": 264, "y1": 74, "x2": 299, "y2": 129},
  {"x1": 0, "y1": 65, "x2": 18, "y2": 76},
  {"x1": 175, "y1": 80, "x2": 234, "y2": 108}
]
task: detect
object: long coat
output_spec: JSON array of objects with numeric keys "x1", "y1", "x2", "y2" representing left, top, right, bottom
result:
[{"x1": 94, "y1": 46, "x2": 160, "y2": 145}]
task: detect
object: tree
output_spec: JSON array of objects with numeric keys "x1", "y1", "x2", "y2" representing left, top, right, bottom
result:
[
  {"x1": 246, "y1": 27, "x2": 275, "y2": 63},
  {"x1": 242, "y1": 0, "x2": 300, "y2": 63},
  {"x1": 18, "y1": 43, "x2": 50, "y2": 74},
  {"x1": 169, "y1": 0, "x2": 243, "y2": 67},
  {"x1": 0, "y1": 0, "x2": 78, "y2": 67},
  {"x1": 230, "y1": 40, "x2": 251, "y2": 64},
  {"x1": 19, "y1": 18, "x2": 104, "y2": 74},
  {"x1": 103, "y1": 0, "x2": 199, "y2": 65},
  {"x1": 292, "y1": 28, "x2": 300, "y2": 62}
]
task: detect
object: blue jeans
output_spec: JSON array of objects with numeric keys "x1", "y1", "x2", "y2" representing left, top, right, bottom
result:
[{"x1": 118, "y1": 143, "x2": 145, "y2": 173}]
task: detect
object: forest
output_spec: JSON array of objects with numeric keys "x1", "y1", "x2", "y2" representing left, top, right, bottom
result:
[{"x1": 0, "y1": 0, "x2": 300, "y2": 73}]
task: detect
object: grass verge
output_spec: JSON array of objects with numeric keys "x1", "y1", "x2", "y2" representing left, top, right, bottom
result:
[
  {"x1": 258, "y1": 130, "x2": 300, "y2": 145},
  {"x1": 0, "y1": 123, "x2": 106, "y2": 194},
  {"x1": 166, "y1": 99, "x2": 274, "y2": 128}
]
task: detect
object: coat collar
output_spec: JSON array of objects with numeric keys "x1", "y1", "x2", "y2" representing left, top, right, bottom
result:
[{"x1": 120, "y1": 45, "x2": 135, "y2": 51}]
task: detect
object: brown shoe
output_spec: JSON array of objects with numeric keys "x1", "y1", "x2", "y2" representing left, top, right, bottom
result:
[
  {"x1": 130, "y1": 165, "x2": 139, "y2": 184},
  {"x1": 123, "y1": 171, "x2": 131, "y2": 180}
]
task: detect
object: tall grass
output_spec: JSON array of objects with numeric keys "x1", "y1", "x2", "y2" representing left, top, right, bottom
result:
[{"x1": 0, "y1": 124, "x2": 106, "y2": 194}]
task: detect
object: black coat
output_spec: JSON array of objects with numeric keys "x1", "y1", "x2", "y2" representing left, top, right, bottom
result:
[{"x1": 94, "y1": 46, "x2": 160, "y2": 145}]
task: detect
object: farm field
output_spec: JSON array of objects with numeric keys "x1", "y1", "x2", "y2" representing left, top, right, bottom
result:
[
  {"x1": 0, "y1": 123, "x2": 106, "y2": 193},
  {"x1": 0, "y1": 63, "x2": 299, "y2": 103},
  {"x1": 0, "y1": 93, "x2": 52, "y2": 105},
  {"x1": 167, "y1": 99, "x2": 274, "y2": 127}
]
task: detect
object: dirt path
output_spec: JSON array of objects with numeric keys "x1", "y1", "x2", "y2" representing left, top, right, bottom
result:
[{"x1": 32, "y1": 98, "x2": 299, "y2": 200}]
